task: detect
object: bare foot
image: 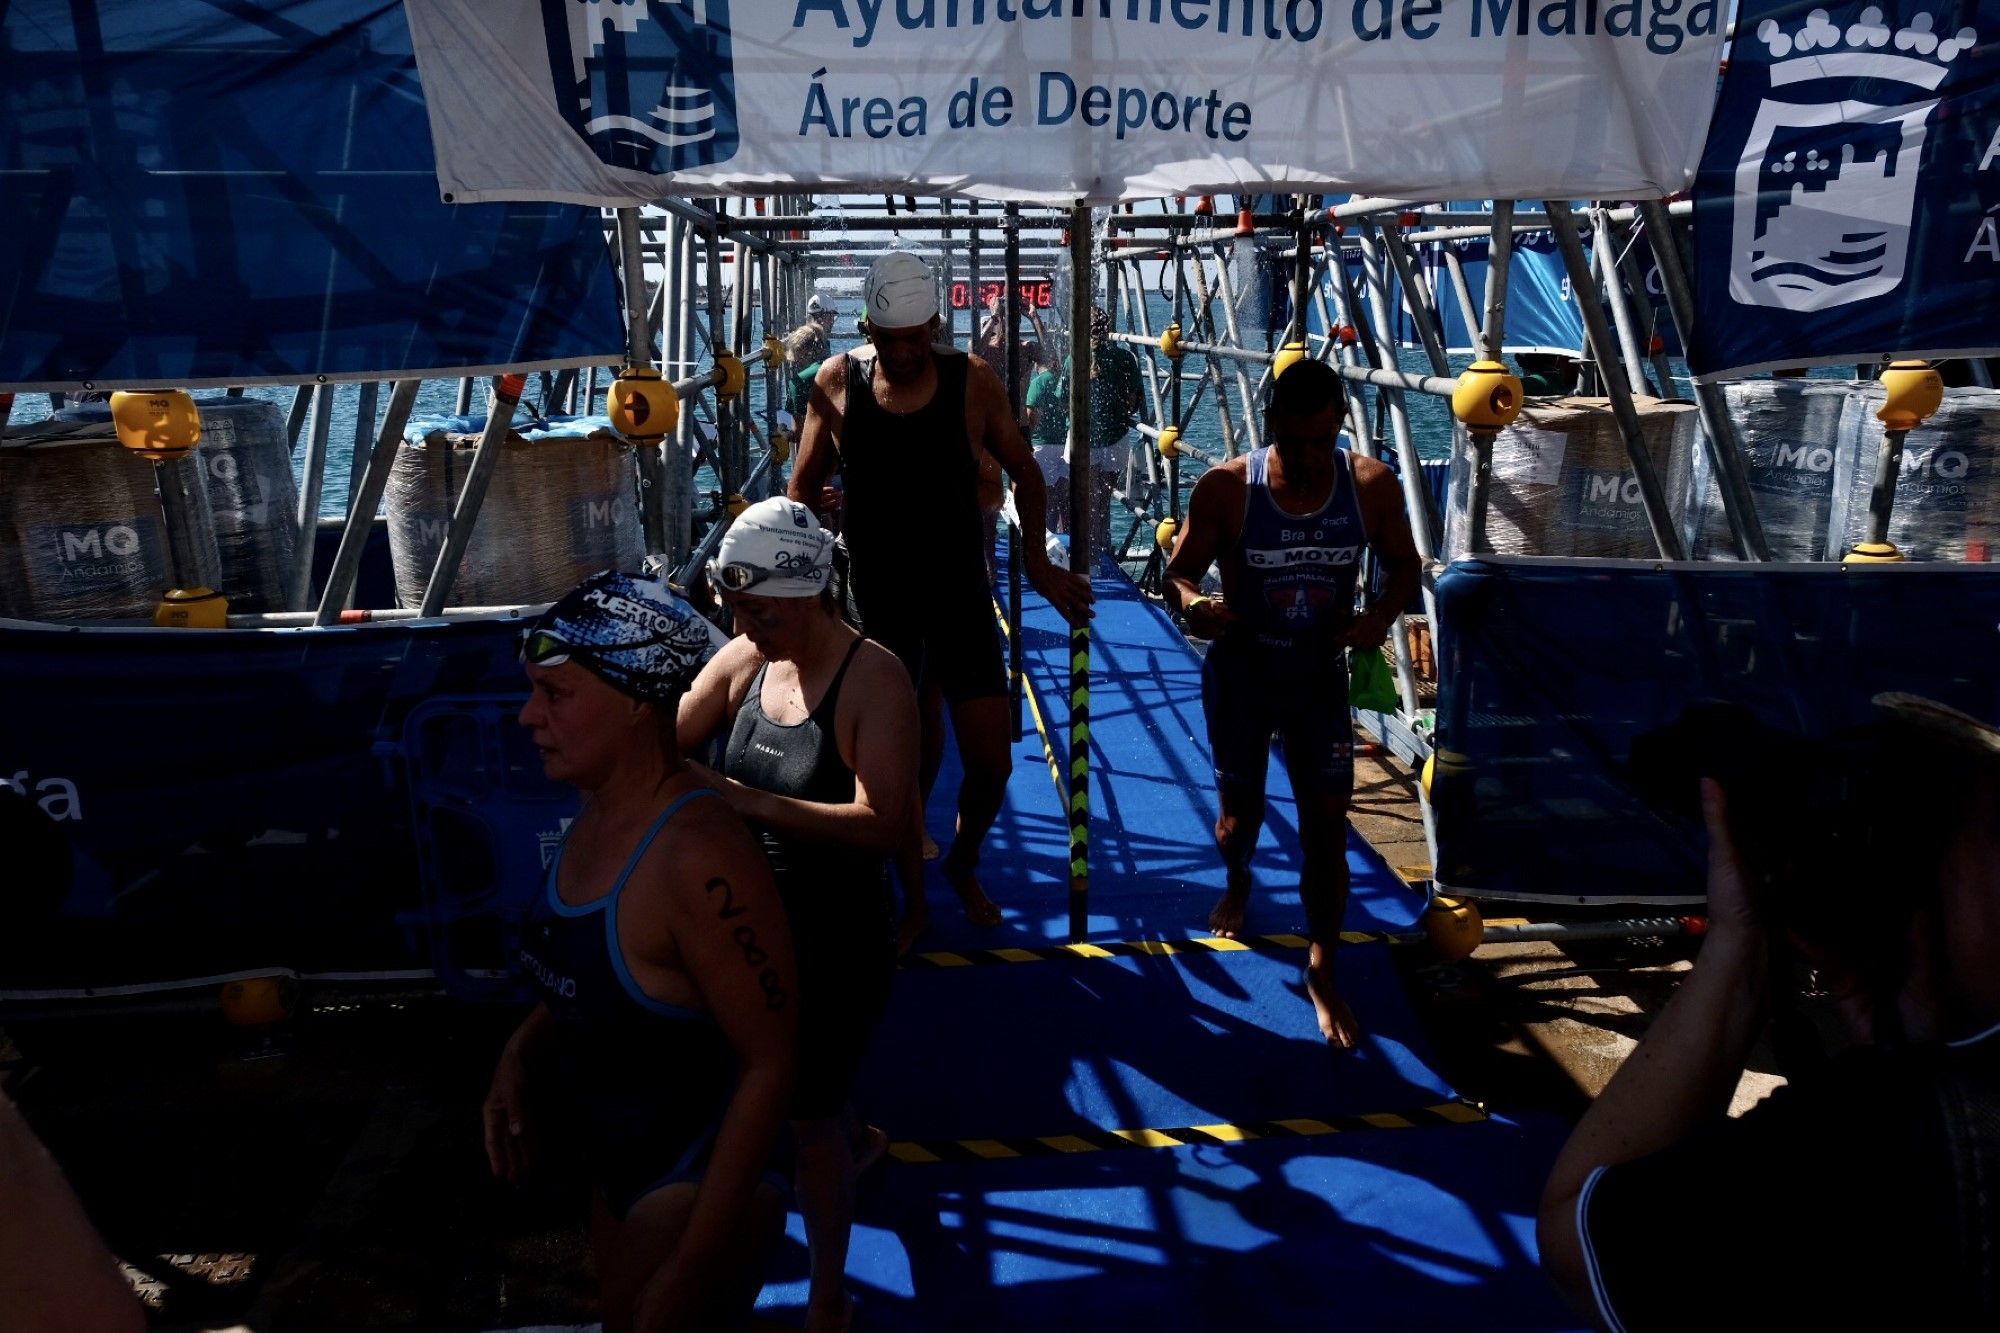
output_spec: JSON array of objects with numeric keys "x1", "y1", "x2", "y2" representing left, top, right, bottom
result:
[
  {"x1": 921, "y1": 832, "x2": 940, "y2": 861},
  {"x1": 852, "y1": 1123, "x2": 890, "y2": 1176},
  {"x1": 1304, "y1": 955, "x2": 1360, "y2": 1050},
  {"x1": 894, "y1": 901, "x2": 931, "y2": 957},
  {"x1": 942, "y1": 853, "x2": 1002, "y2": 928},
  {"x1": 804, "y1": 1292, "x2": 855, "y2": 1333},
  {"x1": 1207, "y1": 879, "x2": 1250, "y2": 939}
]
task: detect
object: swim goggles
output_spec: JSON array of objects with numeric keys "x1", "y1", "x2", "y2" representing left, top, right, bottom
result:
[
  {"x1": 519, "y1": 625, "x2": 679, "y2": 667},
  {"x1": 707, "y1": 560, "x2": 784, "y2": 594}
]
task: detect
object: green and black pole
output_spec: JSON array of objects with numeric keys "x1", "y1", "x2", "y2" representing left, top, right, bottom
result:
[
  {"x1": 1066, "y1": 203, "x2": 1093, "y2": 942},
  {"x1": 1006, "y1": 202, "x2": 1026, "y2": 743}
]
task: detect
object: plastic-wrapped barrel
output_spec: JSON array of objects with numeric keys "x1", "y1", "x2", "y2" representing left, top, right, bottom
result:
[
  {"x1": 1686, "y1": 381, "x2": 1852, "y2": 561},
  {"x1": 1443, "y1": 396, "x2": 1698, "y2": 560},
  {"x1": 57, "y1": 397, "x2": 299, "y2": 611},
  {"x1": 0, "y1": 420, "x2": 180, "y2": 620},
  {"x1": 1829, "y1": 387, "x2": 2000, "y2": 563},
  {"x1": 385, "y1": 414, "x2": 645, "y2": 608}
]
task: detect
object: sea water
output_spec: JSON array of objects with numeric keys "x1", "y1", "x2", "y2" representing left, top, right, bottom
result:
[{"x1": 5, "y1": 292, "x2": 1699, "y2": 541}]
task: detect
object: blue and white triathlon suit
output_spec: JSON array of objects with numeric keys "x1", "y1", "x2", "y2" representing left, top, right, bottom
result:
[{"x1": 1202, "y1": 445, "x2": 1367, "y2": 800}]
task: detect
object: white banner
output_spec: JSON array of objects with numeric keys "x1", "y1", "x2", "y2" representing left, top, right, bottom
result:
[{"x1": 405, "y1": 0, "x2": 1728, "y2": 206}]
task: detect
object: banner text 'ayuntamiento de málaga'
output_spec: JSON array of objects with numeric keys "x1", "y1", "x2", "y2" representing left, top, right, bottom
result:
[{"x1": 408, "y1": 0, "x2": 1727, "y2": 205}]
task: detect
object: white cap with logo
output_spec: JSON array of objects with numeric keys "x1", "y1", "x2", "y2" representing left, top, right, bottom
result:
[
  {"x1": 807, "y1": 293, "x2": 839, "y2": 317},
  {"x1": 710, "y1": 497, "x2": 834, "y2": 599},
  {"x1": 863, "y1": 251, "x2": 939, "y2": 329}
]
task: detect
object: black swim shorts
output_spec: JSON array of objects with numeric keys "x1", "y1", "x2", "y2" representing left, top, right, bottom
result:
[{"x1": 1200, "y1": 635, "x2": 1354, "y2": 801}]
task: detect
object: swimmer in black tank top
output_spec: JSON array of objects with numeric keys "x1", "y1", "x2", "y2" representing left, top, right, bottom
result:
[
  {"x1": 677, "y1": 499, "x2": 918, "y2": 1333},
  {"x1": 489, "y1": 571, "x2": 797, "y2": 1331},
  {"x1": 1165, "y1": 360, "x2": 1422, "y2": 1050},
  {"x1": 789, "y1": 251, "x2": 1094, "y2": 940}
]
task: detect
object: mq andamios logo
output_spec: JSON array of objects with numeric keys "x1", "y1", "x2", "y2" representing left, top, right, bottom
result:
[
  {"x1": 543, "y1": 0, "x2": 740, "y2": 173},
  {"x1": 1731, "y1": 6, "x2": 1979, "y2": 313}
]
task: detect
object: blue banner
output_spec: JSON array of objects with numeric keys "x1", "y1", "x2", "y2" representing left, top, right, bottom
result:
[
  {"x1": 0, "y1": 1, "x2": 626, "y2": 390},
  {"x1": 1690, "y1": 0, "x2": 2000, "y2": 378}
]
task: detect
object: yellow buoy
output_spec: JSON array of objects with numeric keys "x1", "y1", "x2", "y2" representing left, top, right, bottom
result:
[
  {"x1": 1420, "y1": 753, "x2": 1435, "y2": 800},
  {"x1": 110, "y1": 389, "x2": 202, "y2": 460},
  {"x1": 762, "y1": 334, "x2": 785, "y2": 367},
  {"x1": 1155, "y1": 517, "x2": 1179, "y2": 554},
  {"x1": 220, "y1": 975, "x2": 290, "y2": 1028},
  {"x1": 608, "y1": 368, "x2": 679, "y2": 442},
  {"x1": 1877, "y1": 359, "x2": 1943, "y2": 432},
  {"x1": 1451, "y1": 361, "x2": 1523, "y2": 431},
  {"x1": 1422, "y1": 895, "x2": 1484, "y2": 962},
  {"x1": 1272, "y1": 341, "x2": 1309, "y2": 380},
  {"x1": 769, "y1": 430, "x2": 792, "y2": 464},
  {"x1": 153, "y1": 586, "x2": 229, "y2": 629},
  {"x1": 1843, "y1": 540, "x2": 1906, "y2": 564},
  {"x1": 1156, "y1": 425, "x2": 1182, "y2": 460}
]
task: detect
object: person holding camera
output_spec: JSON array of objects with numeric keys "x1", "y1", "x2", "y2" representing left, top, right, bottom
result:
[{"x1": 1539, "y1": 693, "x2": 2000, "y2": 1329}]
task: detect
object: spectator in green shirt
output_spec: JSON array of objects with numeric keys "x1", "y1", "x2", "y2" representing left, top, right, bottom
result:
[
  {"x1": 1069, "y1": 307, "x2": 1143, "y2": 549},
  {"x1": 1022, "y1": 340, "x2": 1068, "y2": 532}
]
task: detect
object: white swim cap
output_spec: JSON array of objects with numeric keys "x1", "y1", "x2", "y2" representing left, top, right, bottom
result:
[
  {"x1": 711, "y1": 497, "x2": 833, "y2": 599},
  {"x1": 863, "y1": 252, "x2": 938, "y2": 329},
  {"x1": 807, "y1": 293, "x2": 839, "y2": 316}
]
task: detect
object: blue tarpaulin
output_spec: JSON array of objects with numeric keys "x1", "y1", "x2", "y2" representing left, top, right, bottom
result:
[
  {"x1": 1432, "y1": 557, "x2": 2000, "y2": 903},
  {"x1": 0, "y1": 0, "x2": 625, "y2": 391}
]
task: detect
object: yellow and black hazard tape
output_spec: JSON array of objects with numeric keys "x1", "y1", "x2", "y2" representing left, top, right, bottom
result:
[
  {"x1": 887, "y1": 1100, "x2": 1488, "y2": 1163},
  {"x1": 904, "y1": 930, "x2": 1405, "y2": 968},
  {"x1": 992, "y1": 596, "x2": 1067, "y2": 813}
]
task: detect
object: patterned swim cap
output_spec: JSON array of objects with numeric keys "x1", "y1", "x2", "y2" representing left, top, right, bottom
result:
[{"x1": 523, "y1": 570, "x2": 723, "y2": 706}]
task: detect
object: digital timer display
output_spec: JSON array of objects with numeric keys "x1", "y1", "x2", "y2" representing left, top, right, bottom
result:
[{"x1": 949, "y1": 279, "x2": 1054, "y2": 311}]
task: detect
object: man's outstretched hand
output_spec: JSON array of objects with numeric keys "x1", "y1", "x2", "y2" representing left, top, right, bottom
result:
[{"x1": 1029, "y1": 556, "x2": 1094, "y2": 621}]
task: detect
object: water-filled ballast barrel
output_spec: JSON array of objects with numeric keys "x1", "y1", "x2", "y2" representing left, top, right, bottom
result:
[
  {"x1": 1685, "y1": 380, "x2": 1854, "y2": 562},
  {"x1": 385, "y1": 414, "x2": 645, "y2": 608},
  {"x1": 1443, "y1": 396, "x2": 1698, "y2": 561},
  {"x1": 57, "y1": 397, "x2": 299, "y2": 611},
  {"x1": 0, "y1": 419, "x2": 190, "y2": 620}
]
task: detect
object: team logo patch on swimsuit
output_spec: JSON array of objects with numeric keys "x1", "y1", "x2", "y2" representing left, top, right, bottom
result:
[
  {"x1": 1266, "y1": 581, "x2": 1338, "y2": 621},
  {"x1": 1243, "y1": 544, "x2": 1360, "y2": 568},
  {"x1": 542, "y1": 0, "x2": 740, "y2": 174}
]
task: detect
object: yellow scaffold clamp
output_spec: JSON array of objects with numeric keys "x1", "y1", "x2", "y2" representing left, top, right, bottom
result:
[
  {"x1": 1422, "y1": 895, "x2": 1484, "y2": 962},
  {"x1": 1843, "y1": 541, "x2": 1906, "y2": 565},
  {"x1": 608, "y1": 367, "x2": 679, "y2": 443},
  {"x1": 1272, "y1": 341, "x2": 1309, "y2": 381},
  {"x1": 762, "y1": 334, "x2": 785, "y2": 368},
  {"x1": 714, "y1": 351, "x2": 748, "y2": 400},
  {"x1": 1451, "y1": 361, "x2": 1523, "y2": 432},
  {"x1": 769, "y1": 430, "x2": 792, "y2": 464},
  {"x1": 1154, "y1": 517, "x2": 1180, "y2": 554},
  {"x1": 725, "y1": 492, "x2": 750, "y2": 518},
  {"x1": 153, "y1": 586, "x2": 229, "y2": 629},
  {"x1": 1156, "y1": 425, "x2": 1182, "y2": 460},
  {"x1": 1876, "y1": 359, "x2": 1943, "y2": 432},
  {"x1": 111, "y1": 389, "x2": 202, "y2": 460},
  {"x1": 1159, "y1": 322, "x2": 1184, "y2": 362}
]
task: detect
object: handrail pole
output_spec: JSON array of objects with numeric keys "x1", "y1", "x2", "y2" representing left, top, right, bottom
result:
[
  {"x1": 419, "y1": 375, "x2": 526, "y2": 617},
  {"x1": 315, "y1": 379, "x2": 421, "y2": 625},
  {"x1": 1544, "y1": 201, "x2": 1685, "y2": 561},
  {"x1": 617, "y1": 206, "x2": 669, "y2": 555},
  {"x1": 1639, "y1": 200, "x2": 1769, "y2": 561},
  {"x1": 1065, "y1": 203, "x2": 1093, "y2": 942}
]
